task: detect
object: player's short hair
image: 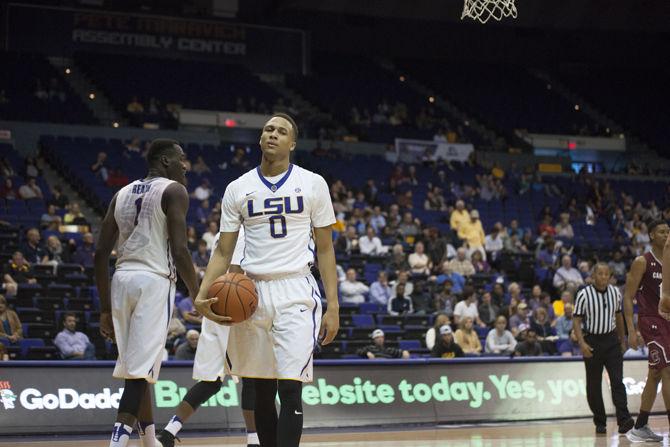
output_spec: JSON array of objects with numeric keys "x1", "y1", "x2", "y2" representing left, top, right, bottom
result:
[
  {"x1": 271, "y1": 113, "x2": 299, "y2": 141},
  {"x1": 147, "y1": 139, "x2": 180, "y2": 166},
  {"x1": 648, "y1": 219, "x2": 667, "y2": 233}
]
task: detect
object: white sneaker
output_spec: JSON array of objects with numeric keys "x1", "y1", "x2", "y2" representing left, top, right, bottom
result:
[{"x1": 627, "y1": 425, "x2": 663, "y2": 442}]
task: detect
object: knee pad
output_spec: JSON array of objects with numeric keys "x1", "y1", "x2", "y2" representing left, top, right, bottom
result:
[
  {"x1": 241, "y1": 377, "x2": 256, "y2": 411},
  {"x1": 184, "y1": 379, "x2": 222, "y2": 410},
  {"x1": 278, "y1": 380, "x2": 302, "y2": 412},
  {"x1": 118, "y1": 379, "x2": 148, "y2": 417}
]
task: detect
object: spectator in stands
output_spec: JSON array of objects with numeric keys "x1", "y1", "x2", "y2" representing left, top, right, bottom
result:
[
  {"x1": 90, "y1": 152, "x2": 109, "y2": 183},
  {"x1": 391, "y1": 270, "x2": 414, "y2": 297},
  {"x1": 0, "y1": 178, "x2": 17, "y2": 200},
  {"x1": 553, "y1": 255, "x2": 584, "y2": 292},
  {"x1": 64, "y1": 202, "x2": 88, "y2": 225},
  {"x1": 166, "y1": 307, "x2": 186, "y2": 350},
  {"x1": 231, "y1": 148, "x2": 251, "y2": 169},
  {"x1": 18, "y1": 177, "x2": 43, "y2": 200},
  {"x1": 554, "y1": 303, "x2": 575, "y2": 352},
  {"x1": 336, "y1": 225, "x2": 360, "y2": 255},
  {"x1": 186, "y1": 226, "x2": 199, "y2": 252},
  {"x1": 178, "y1": 295, "x2": 203, "y2": 325},
  {"x1": 485, "y1": 315, "x2": 516, "y2": 356},
  {"x1": 471, "y1": 250, "x2": 490, "y2": 274},
  {"x1": 449, "y1": 200, "x2": 470, "y2": 233},
  {"x1": 201, "y1": 221, "x2": 219, "y2": 251},
  {"x1": 0, "y1": 342, "x2": 8, "y2": 361},
  {"x1": 555, "y1": 213, "x2": 574, "y2": 239},
  {"x1": 514, "y1": 328, "x2": 543, "y2": 357},
  {"x1": 40, "y1": 204, "x2": 61, "y2": 229},
  {"x1": 193, "y1": 178, "x2": 212, "y2": 201},
  {"x1": 454, "y1": 317, "x2": 482, "y2": 355},
  {"x1": 370, "y1": 206, "x2": 386, "y2": 233},
  {"x1": 54, "y1": 313, "x2": 95, "y2": 360},
  {"x1": 43, "y1": 235, "x2": 69, "y2": 273},
  {"x1": 538, "y1": 215, "x2": 556, "y2": 238},
  {"x1": 552, "y1": 290, "x2": 573, "y2": 317},
  {"x1": 491, "y1": 282, "x2": 506, "y2": 308},
  {"x1": 448, "y1": 247, "x2": 475, "y2": 277},
  {"x1": 453, "y1": 286, "x2": 485, "y2": 327},
  {"x1": 431, "y1": 325, "x2": 464, "y2": 359},
  {"x1": 531, "y1": 307, "x2": 557, "y2": 355},
  {"x1": 426, "y1": 313, "x2": 451, "y2": 350},
  {"x1": 527, "y1": 285, "x2": 543, "y2": 310},
  {"x1": 408, "y1": 241, "x2": 432, "y2": 275},
  {"x1": 127, "y1": 96, "x2": 145, "y2": 125},
  {"x1": 478, "y1": 292, "x2": 499, "y2": 326},
  {"x1": 0, "y1": 295, "x2": 22, "y2": 345},
  {"x1": 537, "y1": 238, "x2": 559, "y2": 269},
  {"x1": 386, "y1": 244, "x2": 409, "y2": 276},
  {"x1": 359, "y1": 226, "x2": 385, "y2": 256},
  {"x1": 507, "y1": 282, "x2": 523, "y2": 304},
  {"x1": 175, "y1": 330, "x2": 200, "y2": 360},
  {"x1": 609, "y1": 251, "x2": 627, "y2": 283},
  {"x1": 195, "y1": 199, "x2": 210, "y2": 225},
  {"x1": 357, "y1": 329, "x2": 410, "y2": 359},
  {"x1": 369, "y1": 271, "x2": 393, "y2": 306},
  {"x1": 192, "y1": 156, "x2": 211, "y2": 175},
  {"x1": 192, "y1": 240, "x2": 210, "y2": 279},
  {"x1": 399, "y1": 212, "x2": 420, "y2": 241},
  {"x1": 21, "y1": 228, "x2": 46, "y2": 264},
  {"x1": 388, "y1": 283, "x2": 413, "y2": 315},
  {"x1": 24, "y1": 157, "x2": 40, "y2": 178},
  {"x1": 457, "y1": 210, "x2": 485, "y2": 253},
  {"x1": 507, "y1": 219, "x2": 523, "y2": 238},
  {"x1": 484, "y1": 222, "x2": 505, "y2": 261},
  {"x1": 340, "y1": 268, "x2": 369, "y2": 304},
  {"x1": 73, "y1": 232, "x2": 95, "y2": 268},
  {"x1": 0, "y1": 157, "x2": 15, "y2": 177},
  {"x1": 434, "y1": 261, "x2": 465, "y2": 293},
  {"x1": 48, "y1": 184, "x2": 69, "y2": 209},
  {"x1": 509, "y1": 302, "x2": 530, "y2": 336},
  {"x1": 434, "y1": 279, "x2": 457, "y2": 316}
]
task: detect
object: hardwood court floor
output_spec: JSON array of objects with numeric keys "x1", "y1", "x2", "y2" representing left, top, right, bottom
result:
[{"x1": 2, "y1": 416, "x2": 669, "y2": 446}]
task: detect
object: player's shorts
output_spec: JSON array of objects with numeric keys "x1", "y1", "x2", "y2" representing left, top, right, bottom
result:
[
  {"x1": 192, "y1": 316, "x2": 230, "y2": 381},
  {"x1": 225, "y1": 272, "x2": 322, "y2": 382},
  {"x1": 111, "y1": 270, "x2": 175, "y2": 383},
  {"x1": 639, "y1": 315, "x2": 670, "y2": 370}
]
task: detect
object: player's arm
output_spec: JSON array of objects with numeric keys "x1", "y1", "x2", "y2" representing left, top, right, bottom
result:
[
  {"x1": 662, "y1": 235, "x2": 670, "y2": 316},
  {"x1": 314, "y1": 225, "x2": 339, "y2": 345},
  {"x1": 163, "y1": 183, "x2": 199, "y2": 300},
  {"x1": 193, "y1": 231, "x2": 238, "y2": 324},
  {"x1": 94, "y1": 194, "x2": 119, "y2": 342},
  {"x1": 623, "y1": 256, "x2": 645, "y2": 349}
]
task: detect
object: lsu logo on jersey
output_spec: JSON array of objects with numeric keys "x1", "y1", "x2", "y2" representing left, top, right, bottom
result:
[{"x1": 246, "y1": 196, "x2": 304, "y2": 239}]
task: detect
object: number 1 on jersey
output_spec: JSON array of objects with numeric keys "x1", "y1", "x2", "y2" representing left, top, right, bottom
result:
[{"x1": 134, "y1": 197, "x2": 143, "y2": 226}]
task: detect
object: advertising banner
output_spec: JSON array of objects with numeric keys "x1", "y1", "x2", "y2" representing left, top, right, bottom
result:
[
  {"x1": 4, "y1": 4, "x2": 305, "y2": 74},
  {"x1": 394, "y1": 139, "x2": 474, "y2": 163},
  {"x1": 522, "y1": 133, "x2": 626, "y2": 152},
  {"x1": 0, "y1": 359, "x2": 660, "y2": 435}
]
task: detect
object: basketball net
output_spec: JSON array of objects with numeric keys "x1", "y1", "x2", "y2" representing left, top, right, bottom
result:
[{"x1": 461, "y1": 0, "x2": 517, "y2": 24}]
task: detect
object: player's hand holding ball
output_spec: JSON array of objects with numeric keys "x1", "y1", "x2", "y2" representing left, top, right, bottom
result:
[{"x1": 204, "y1": 272, "x2": 258, "y2": 324}]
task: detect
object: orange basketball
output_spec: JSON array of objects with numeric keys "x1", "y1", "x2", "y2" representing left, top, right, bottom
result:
[{"x1": 208, "y1": 272, "x2": 258, "y2": 323}]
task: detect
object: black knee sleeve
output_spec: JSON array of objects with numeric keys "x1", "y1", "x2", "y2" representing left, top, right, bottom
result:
[
  {"x1": 278, "y1": 380, "x2": 302, "y2": 413},
  {"x1": 242, "y1": 377, "x2": 256, "y2": 411},
  {"x1": 118, "y1": 379, "x2": 148, "y2": 417},
  {"x1": 183, "y1": 379, "x2": 222, "y2": 410}
]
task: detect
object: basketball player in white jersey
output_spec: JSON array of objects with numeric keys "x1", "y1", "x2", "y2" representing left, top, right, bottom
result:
[
  {"x1": 157, "y1": 228, "x2": 260, "y2": 447},
  {"x1": 194, "y1": 113, "x2": 340, "y2": 447},
  {"x1": 95, "y1": 139, "x2": 229, "y2": 447}
]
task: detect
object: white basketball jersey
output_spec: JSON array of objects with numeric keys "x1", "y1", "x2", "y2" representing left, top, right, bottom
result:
[
  {"x1": 219, "y1": 164, "x2": 335, "y2": 276},
  {"x1": 114, "y1": 177, "x2": 177, "y2": 281},
  {"x1": 212, "y1": 226, "x2": 245, "y2": 265}
]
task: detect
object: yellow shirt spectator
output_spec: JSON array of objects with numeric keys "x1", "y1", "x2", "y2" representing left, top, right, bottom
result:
[{"x1": 450, "y1": 201, "x2": 470, "y2": 232}]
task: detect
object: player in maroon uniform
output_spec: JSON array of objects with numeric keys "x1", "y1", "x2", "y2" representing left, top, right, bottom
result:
[{"x1": 623, "y1": 219, "x2": 670, "y2": 442}]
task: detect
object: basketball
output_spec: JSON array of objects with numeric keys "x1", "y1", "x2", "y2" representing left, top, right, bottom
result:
[{"x1": 208, "y1": 272, "x2": 258, "y2": 323}]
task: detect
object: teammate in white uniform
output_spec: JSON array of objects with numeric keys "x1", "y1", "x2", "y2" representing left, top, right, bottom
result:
[
  {"x1": 158, "y1": 228, "x2": 260, "y2": 447},
  {"x1": 96, "y1": 139, "x2": 227, "y2": 447},
  {"x1": 194, "y1": 114, "x2": 340, "y2": 447}
]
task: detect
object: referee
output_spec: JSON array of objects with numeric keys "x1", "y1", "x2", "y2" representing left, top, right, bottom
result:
[{"x1": 573, "y1": 262, "x2": 633, "y2": 435}]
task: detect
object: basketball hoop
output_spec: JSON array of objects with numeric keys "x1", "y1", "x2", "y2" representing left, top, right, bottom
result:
[{"x1": 461, "y1": 0, "x2": 517, "y2": 24}]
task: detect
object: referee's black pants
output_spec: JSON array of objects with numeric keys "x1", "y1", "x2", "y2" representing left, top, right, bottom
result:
[{"x1": 583, "y1": 332, "x2": 631, "y2": 427}]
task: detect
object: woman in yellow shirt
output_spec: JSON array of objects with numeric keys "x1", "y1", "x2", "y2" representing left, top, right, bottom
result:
[{"x1": 454, "y1": 317, "x2": 482, "y2": 355}]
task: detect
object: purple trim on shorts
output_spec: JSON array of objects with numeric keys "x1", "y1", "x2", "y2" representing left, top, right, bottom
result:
[{"x1": 300, "y1": 277, "x2": 319, "y2": 377}]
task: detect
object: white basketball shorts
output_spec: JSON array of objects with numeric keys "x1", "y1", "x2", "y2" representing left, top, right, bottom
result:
[
  {"x1": 225, "y1": 273, "x2": 322, "y2": 382},
  {"x1": 111, "y1": 270, "x2": 175, "y2": 384},
  {"x1": 192, "y1": 316, "x2": 231, "y2": 381}
]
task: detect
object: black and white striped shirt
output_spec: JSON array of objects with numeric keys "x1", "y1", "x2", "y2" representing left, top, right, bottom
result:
[{"x1": 574, "y1": 284, "x2": 622, "y2": 334}]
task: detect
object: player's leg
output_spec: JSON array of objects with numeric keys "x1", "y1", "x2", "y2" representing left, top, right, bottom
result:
[
  {"x1": 635, "y1": 368, "x2": 661, "y2": 428},
  {"x1": 157, "y1": 379, "x2": 223, "y2": 447},
  {"x1": 660, "y1": 366, "x2": 670, "y2": 424},
  {"x1": 242, "y1": 378, "x2": 260, "y2": 447},
  {"x1": 254, "y1": 378, "x2": 279, "y2": 447},
  {"x1": 110, "y1": 379, "x2": 148, "y2": 447},
  {"x1": 277, "y1": 380, "x2": 303, "y2": 447},
  {"x1": 137, "y1": 382, "x2": 156, "y2": 447}
]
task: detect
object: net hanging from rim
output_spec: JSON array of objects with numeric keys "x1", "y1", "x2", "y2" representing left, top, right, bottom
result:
[{"x1": 461, "y1": 0, "x2": 517, "y2": 24}]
